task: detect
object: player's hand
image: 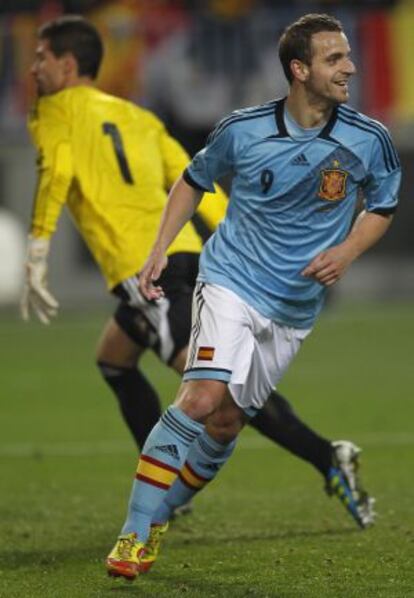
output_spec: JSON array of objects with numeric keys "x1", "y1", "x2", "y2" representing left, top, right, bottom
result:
[
  {"x1": 139, "y1": 249, "x2": 168, "y2": 300},
  {"x1": 20, "y1": 237, "x2": 59, "y2": 325},
  {"x1": 301, "y1": 242, "x2": 356, "y2": 287}
]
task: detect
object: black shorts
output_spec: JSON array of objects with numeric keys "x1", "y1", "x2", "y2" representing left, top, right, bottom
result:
[{"x1": 112, "y1": 253, "x2": 199, "y2": 365}]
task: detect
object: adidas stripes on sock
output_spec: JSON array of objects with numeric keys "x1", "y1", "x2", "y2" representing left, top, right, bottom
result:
[
  {"x1": 121, "y1": 405, "x2": 204, "y2": 542},
  {"x1": 152, "y1": 431, "x2": 237, "y2": 524}
]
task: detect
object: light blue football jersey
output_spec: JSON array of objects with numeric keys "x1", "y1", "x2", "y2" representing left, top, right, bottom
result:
[{"x1": 184, "y1": 98, "x2": 401, "y2": 328}]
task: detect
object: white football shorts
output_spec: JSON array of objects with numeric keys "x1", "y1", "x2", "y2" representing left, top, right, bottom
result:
[{"x1": 183, "y1": 283, "x2": 311, "y2": 412}]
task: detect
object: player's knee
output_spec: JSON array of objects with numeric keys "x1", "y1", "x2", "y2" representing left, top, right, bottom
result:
[
  {"x1": 95, "y1": 342, "x2": 138, "y2": 369},
  {"x1": 96, "y1": 317, "x2": 142, "y2": 367},
  {"x1": 206, "y1": 409, "x2": 245, "y2": 443},
  {"x1": 206, "y1": 421, "x2": 240, "y2": 444},
  {"x1": 96, "y1": 360, "x2": 121, "y2": 383},
  {"x1": 175, "y1": 380, "x2": 227, "y2": 423},
  {"x1": 177, "y1": 392, "x2": 216, "y2": 422}
]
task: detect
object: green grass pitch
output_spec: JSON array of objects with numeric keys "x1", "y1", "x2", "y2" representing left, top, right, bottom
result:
[{"x1": 0, "y1": 302, "x2": 413, "y2": 597}]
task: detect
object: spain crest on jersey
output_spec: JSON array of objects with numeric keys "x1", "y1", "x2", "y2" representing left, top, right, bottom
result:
[{"x1": 318, "y1": 168, "x2": 348, "y2": 201}]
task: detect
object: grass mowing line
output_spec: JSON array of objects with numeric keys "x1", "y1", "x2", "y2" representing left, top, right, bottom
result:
[{"x1": 1, "y1": 431, "x2": 414, "y2": 457}]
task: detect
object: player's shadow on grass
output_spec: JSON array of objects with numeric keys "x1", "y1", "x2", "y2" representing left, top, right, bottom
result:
[
  {"x1": 0, "y1": 527, "x2": 357, "y2": 572},
  {"x1": 105, "y1": 574, "x2": 287, "y2": 598},
  {"x1": 170, "y1": 525, "x2": 359, "y2": 549}
]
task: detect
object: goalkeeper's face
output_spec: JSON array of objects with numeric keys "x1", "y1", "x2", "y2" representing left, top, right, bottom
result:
[{"x1": 31, "y1": 38, "x2": 68, "y2": 96}]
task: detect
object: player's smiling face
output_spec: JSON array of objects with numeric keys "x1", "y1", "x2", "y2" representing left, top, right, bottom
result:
[
  {"x1": 31, "y1": 38, "x2": 68, "y2": 96},
  {"x1": 305, "y1": 31, "x2": 356, "y2": 105}
]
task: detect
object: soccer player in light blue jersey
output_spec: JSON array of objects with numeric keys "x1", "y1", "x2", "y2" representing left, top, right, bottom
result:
[{"x1": 106, "y1": 14, "x2": 401, "y2": 579}]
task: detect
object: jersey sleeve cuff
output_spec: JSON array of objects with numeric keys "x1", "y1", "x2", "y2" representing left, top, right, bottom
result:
[
  {"x1": 183, "y1": 168, "x2": 211, "y2": 192},
  {"x1": 368, "y1": 206, "x2": 397, "y2": 216}
]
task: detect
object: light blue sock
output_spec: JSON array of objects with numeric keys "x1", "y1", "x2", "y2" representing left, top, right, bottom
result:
[
  {"x1": 121, "y1": 405, "x2": 204, "y2": 542},
  {"x1": 152, "y1": 431, "x2": 237, "y2": 524}
]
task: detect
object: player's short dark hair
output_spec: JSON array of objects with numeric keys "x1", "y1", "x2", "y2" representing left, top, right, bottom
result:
[
  {"x1": 38, "y1": 15, "x2": 103, "y2": 79},
  {"x1": 279, "y1": 14, "x2": 343, "y2": 83}
]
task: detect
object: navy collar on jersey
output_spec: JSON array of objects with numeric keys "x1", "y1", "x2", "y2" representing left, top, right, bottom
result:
[{"x1": 274, "y1": 97, "x2": 338, "y2": 140}]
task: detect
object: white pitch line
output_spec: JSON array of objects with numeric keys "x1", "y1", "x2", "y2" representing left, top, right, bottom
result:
[{"x1": 0, "y1": 432, "x2": 413, "y2": 458}]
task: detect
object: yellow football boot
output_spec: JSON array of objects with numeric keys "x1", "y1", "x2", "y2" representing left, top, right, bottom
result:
[
  {"x1": 106, "y1": 532, "x2": 145, "y2": 580},
  {"x1": 138, "y1": 522, "x2": 169, "y2": 573}
]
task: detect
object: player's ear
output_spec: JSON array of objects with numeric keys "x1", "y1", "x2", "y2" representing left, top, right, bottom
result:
[
  {"x1": 290, "y1": 59, "x2": 309, "y2": 82},
  {"x1": 62, "y1": 52, "x2": 78, "y2": 77}
]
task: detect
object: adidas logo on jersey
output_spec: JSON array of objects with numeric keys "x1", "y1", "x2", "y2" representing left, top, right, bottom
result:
[
  {"x1": 291, "y1": 153, "x2": 309, "y2": 166},
  {"x1": 155, "y1": 444, "x2": 180, "y2": 460}
]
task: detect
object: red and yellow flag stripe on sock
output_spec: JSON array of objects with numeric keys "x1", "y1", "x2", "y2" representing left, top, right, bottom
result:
[
  {"x1": 136, "y1": 455, "x2": 180, "y2": 490},
  {"x1": 179, "y1": 461, "x2": 209, "y2": 491}
]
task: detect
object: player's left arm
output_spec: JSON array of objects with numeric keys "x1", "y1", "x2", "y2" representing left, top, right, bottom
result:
[
  {"x1": 303, "y1": 126, "x2": 401, "y2": 287},
  {"x1": 302, "y1": 210, "x2": 393, "y2": 286},
  {"x1": 22, "y1": 109, "x2": 74, "y2": 324}
]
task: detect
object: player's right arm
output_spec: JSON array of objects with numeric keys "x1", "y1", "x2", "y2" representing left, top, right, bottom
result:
[
  {"x1": 139, "y1": 176, "x2": 204, "y2": 300},
  {"x1": 195, "y1": 184, "x2": 228, "y2": 232},
  {"x1": 21, "y1": 99, "x2": 74, "y2": 324},
  {"x1": 140, "y1": 116, "x2": 235, "y2": 300},
  {"x1": 302, "y1": 210, "x2": 394, "y2": 286},
  {"x1": 157, "y1": 115, "x2": 228, "y2": 233}
]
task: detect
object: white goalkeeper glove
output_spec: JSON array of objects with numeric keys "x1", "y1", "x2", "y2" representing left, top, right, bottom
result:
[{"x1": 20, "y1": 237, "x2": 59, "y2": 325}]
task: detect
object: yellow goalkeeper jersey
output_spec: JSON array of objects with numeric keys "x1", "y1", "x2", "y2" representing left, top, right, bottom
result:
[{"x1": 28, "y1": 85, "x2": 227, "y2": 289}]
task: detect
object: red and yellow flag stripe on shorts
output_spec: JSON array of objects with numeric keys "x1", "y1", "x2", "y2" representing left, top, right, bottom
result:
[
  {"x1": 179, "y1": 461, "x2": 209, "y2": 491},
  {"x1": 136, "y1": 455, "x2": 180, "y2": 490}
]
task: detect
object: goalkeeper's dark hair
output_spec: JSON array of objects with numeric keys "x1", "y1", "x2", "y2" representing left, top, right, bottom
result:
[
  {"x1": 279, "y1": 13, "x2": 343, "y2": 83},
  {"x1": 38, "y1": 15, "x2": 103, "y2": 79}
]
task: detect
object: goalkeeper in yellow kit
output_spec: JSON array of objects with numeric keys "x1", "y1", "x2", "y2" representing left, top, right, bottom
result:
[{"x1": 21, "y1": 15, "x2": 375, "y2": 531}]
